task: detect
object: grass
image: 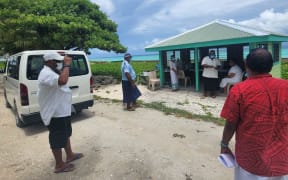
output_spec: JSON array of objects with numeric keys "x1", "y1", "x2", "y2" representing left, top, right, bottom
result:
[
  {"x1": 143, "y1": 101, "x2": 225, "y2": 126},
  {"x1": 93, "y1": 96, "x2": 225, "y2": 126},
  {"x1": 194, "y1": 102, "x2": 215, "y2": 117},
  {"x1": 177, "y1": 99, "x2": 190, "y2": 105}
]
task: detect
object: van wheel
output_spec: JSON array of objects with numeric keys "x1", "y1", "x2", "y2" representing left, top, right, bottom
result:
[
  {"x1": 6, "y1": 101, "x2": 11, "y2": 108},
  {"x1": 4, "y1": 91, "x2": 11, "y2": 108},
  {"x1": 13, "y1": 104, "x2": 25, "y2": 128},
  {"x1": 76, "y1": 109, "x2": 82, "y2": 114}
]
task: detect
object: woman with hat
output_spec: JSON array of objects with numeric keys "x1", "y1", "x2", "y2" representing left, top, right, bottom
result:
[{"x1": 121, "y1": 53, "x2": 141, "y2": 111}]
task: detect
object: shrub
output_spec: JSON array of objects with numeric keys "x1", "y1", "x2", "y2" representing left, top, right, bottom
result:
[
  {"x1": 282, "y1": 59, "x2": 288, "y2": 80},
  {"x1": 90, "y1": 61, "x2": 158, "y2": 80},
  {"x1": 0, "y1": 61, "x2": 6, "y2": 72}
]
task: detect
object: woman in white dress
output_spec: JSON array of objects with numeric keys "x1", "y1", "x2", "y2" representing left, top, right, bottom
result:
[
  {"x1": 169, "y1": 55, "x2": 178, "y2": 91},
  {"x1": 220, "y1": 59, "x2": 243, "y2": 93}
]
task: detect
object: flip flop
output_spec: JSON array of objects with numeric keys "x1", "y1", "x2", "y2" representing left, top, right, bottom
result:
[
  {"x1": 66, "y1": 153, "x2": 84, "y2": 163},
  {"x1": 126, "y1": 107, "x2": 135, "y2": 111},
  {"x1": 133, "y1": 104, "x2": 140, "y2": 108},
  {"x1": 54, "y1": 163, "x2": 75, "y2": 173}
]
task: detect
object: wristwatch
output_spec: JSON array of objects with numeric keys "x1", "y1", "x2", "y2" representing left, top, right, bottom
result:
[{"x1": 220, "y1": 141, "x2": 229, "y2": 148}]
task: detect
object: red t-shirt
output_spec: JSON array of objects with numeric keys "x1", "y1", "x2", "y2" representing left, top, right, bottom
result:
[{"x1": 221, "y1": 74, "x2": 288, "y2": 176}]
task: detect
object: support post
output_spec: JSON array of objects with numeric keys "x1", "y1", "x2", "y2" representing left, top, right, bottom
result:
[
  {"x1": 159, "y1": 51, "x2": 164, "y2": 86},
  {"x1": 194, "y1": 48, "x2": 200, "y2": 91}
]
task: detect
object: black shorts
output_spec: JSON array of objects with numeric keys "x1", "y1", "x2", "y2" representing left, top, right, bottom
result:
[
  {"x1": 47, "y1": 116, "x2": 72, "y2": 149},
  {"x1": 203, "y1": 77, "x2": 219, "y2": 91}
]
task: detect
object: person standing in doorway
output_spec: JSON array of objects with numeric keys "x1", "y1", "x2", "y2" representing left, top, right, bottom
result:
[
  {"x1": 38, "y1": 52, "x2": 83, "y2": 173},
  {"x1": 201, "y1": 50, "x2": 221, "y2": 98},
  {"x1": 220, "y1": 48, "x2": 288, "y2": 180},
  {"x1": 169, "y1": 55, "x2": 178, "y2": 91},
  {"x1": 121, "y1": 53, "x2": 141, "y2": 111}
]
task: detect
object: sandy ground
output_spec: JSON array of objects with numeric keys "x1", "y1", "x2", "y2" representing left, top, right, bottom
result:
[
  {"x1": 0, "y1": 79, "x2": 235, "y2": 180},
  {"x1": 94, "y1": 84, "x2": 227, "y2": 118}
]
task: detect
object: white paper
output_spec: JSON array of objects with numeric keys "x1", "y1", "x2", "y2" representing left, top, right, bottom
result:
[{"x1": 218, "y1": 153, "x2": 237, "y2": 168}]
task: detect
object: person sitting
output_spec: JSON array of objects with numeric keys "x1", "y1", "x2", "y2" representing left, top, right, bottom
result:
[{"x1": 219, "y1": 59, "x2": 243, "y2": 93}]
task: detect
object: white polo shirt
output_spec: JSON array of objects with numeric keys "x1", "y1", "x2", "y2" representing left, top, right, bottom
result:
[
  {"x1": 201, "y1": 56, "x2": 221, "y2": 78},
  {"x1": 38, "y1": 66, "x2": 72, "y2": 126}
]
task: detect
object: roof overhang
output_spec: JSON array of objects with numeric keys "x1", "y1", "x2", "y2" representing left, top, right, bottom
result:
[
  {"x1": 145, "y1": 35, "x2": 288, "y2": 52},
  {"x1": 145, "y1": 20, "x2": 288, "y2": 52}
]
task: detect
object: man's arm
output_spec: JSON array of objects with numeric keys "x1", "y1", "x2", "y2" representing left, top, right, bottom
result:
[
  {"x1": 125, "y1": 72, "x2": 136, "y2": 86},
  {"x1": 202, "y1": 64, "x2": 215, "y2": 68},
  {"x1": 58, "y1": 56, "x2": 72, "y2": 85},
  {"x1": 227, "y1": 73, "x2": 236, "y2": 78},
  {"x1": 201, "y1": 57, "x2": 216, "y2": 68},
  {"x1": 220, "y1": 120, "x2": 237, "y2": 154}
]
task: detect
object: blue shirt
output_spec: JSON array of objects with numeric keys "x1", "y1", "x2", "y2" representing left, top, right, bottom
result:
[{"x1": 121, "y1": 60, "x2": 136, "y2": 81}]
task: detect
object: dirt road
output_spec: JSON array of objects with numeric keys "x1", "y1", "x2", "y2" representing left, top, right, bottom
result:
[{"x1": 0, "y1": 78, "x2": 234, "y2": 180}]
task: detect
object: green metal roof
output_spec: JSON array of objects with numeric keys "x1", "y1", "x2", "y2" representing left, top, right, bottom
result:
[{"x1": 145, "y1": 20, "x2": 288, "y2": 51}]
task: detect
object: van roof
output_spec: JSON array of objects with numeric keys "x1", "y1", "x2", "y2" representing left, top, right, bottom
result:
[{"x1": 11, "y1": 50, "x2": 86, "y2": 56}]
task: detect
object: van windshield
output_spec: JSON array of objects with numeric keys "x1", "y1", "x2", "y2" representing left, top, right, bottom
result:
[{"x1": 27, "y1": 54, "x2": 89, "y2": 80}]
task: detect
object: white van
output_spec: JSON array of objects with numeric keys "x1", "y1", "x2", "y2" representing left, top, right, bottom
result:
[{"x1": 3, "y1": 50, "x2": 94, "y2": 127}]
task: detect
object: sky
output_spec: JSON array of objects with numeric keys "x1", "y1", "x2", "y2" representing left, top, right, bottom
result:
[{"x1": 89, "y1": 0, "x2": 288, "y2": 58}]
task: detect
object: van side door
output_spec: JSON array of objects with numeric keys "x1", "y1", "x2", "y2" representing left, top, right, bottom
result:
[{"x1": 4, "y1": 55, "x2": 21, "y2": 107}]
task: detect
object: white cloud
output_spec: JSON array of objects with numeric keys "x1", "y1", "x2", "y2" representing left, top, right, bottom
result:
[
  {"x1": 237, "y1": 9, "x2": 288, "y2": 34},
  {"x1": 136, "y1": 0, "x2": 166, "y2": 10},
  {"x1": 140, "y1": 8, "x2": 288, "y2": 50},
  {"x1": 90, "y1": 0, "x2": 115, "y2": 15},
  {"x1": 145, "y1": 38, "x2": 162, "y2": 46},
  {"x1": 88, "y1": 1, "x2": 288, "y2": 55},
  {"x1": 132, "y1": 0, "x2": 265, "y2": 34}
]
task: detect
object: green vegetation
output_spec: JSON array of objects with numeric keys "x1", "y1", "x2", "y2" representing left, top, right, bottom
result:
[
  {"x1": 143, "y1": 101, "x2": 225, "y2": 126},
  {"x1": 176, "y1": 99, "x2": 189, "y2": 106},
  {"x1": 282, "y1": 60, "x2": 288, "y2": 80},
  {"x1": 0, "y1": 61, "x2": 5, "y2": 70},
  {"x1": 271, "y1": 62, "x2": 281, "y2": 78},
  {"x1": 0, "y1": 0, "x2": 126, "y2": 55},
  {"x1": 90, "y1": 61, "x2": 158, "y2": 80},
  {"x1": 194, "y1": 102, "x2": 215, "y2": 117}
]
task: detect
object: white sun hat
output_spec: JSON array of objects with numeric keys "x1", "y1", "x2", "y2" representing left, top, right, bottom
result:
[{"x1": 43, "y1": 52, "x2": 64, "y2": 61}]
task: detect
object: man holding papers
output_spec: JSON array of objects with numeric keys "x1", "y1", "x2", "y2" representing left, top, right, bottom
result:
[{"x1": 220, "y1": 48, "x2": 288, "y2": 180}]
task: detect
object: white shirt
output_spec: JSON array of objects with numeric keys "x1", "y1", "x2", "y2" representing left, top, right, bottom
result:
[
  {"x1": 228, "y1": 65, "x2": 243, "y2": 82},
  {"x1": 38, "y1": 66, "x2": 72, "y2": 126},
  {"x1": 201, "y1": 56, "x2": 221, "y2": 78}
]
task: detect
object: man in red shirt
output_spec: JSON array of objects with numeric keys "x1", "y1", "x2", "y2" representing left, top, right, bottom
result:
[{"x1": 220, "y1": 48, "x2": 288, "y2": 180}]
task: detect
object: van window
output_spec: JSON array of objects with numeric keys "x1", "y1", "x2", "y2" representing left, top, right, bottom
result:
[
  {"x1": 27, "y1": 55, "x2": 44, "y2": 80},
  {"x1": 69, "y1": 54, "x2": 89, "y2": 76},
  {"x1": 26, "y1": 54, "x2": 89, "y2": 80},
  {"x1": 7, "y1": 56, "x2": 20, "y2": 80}
]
